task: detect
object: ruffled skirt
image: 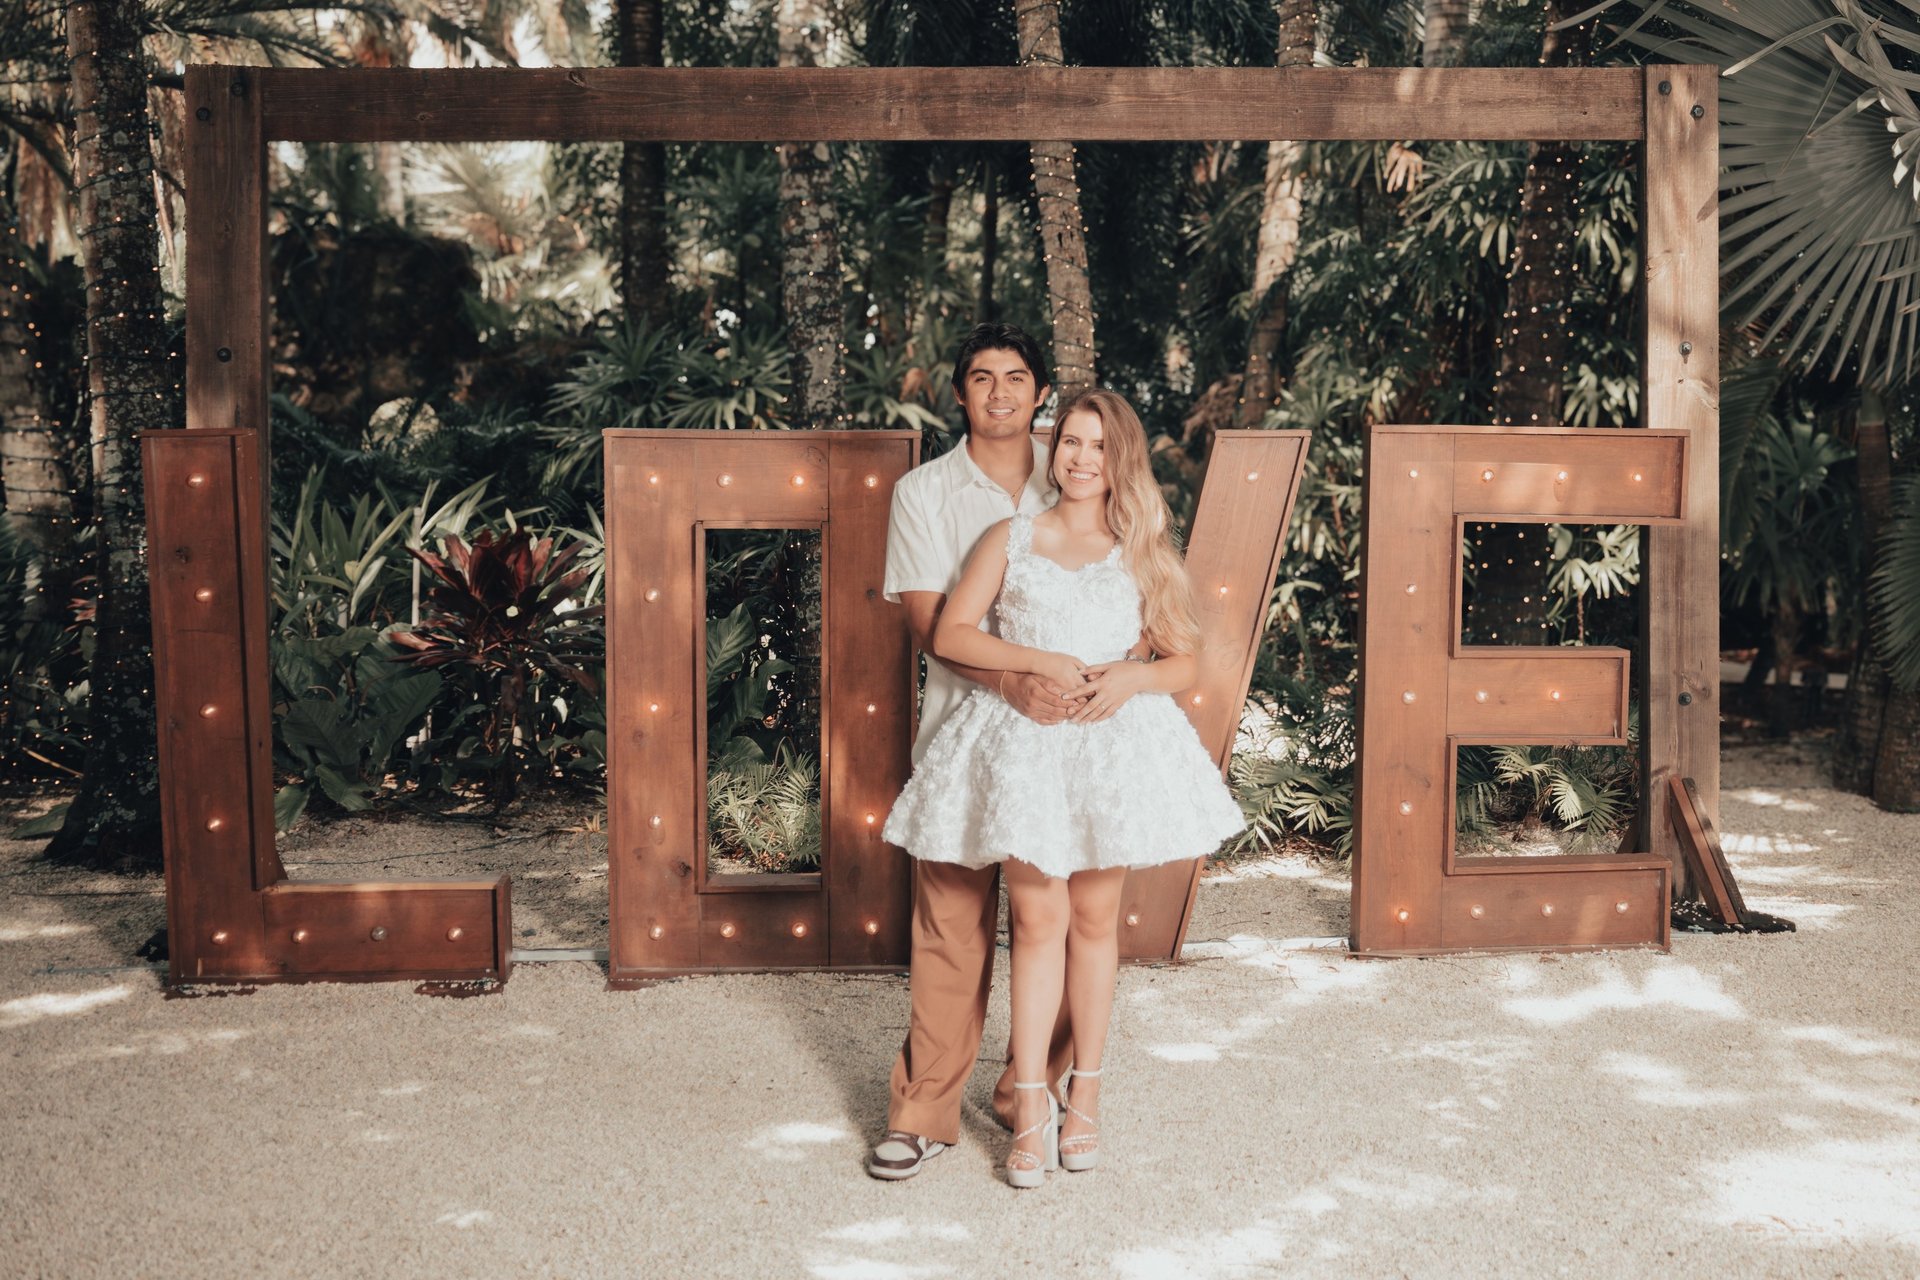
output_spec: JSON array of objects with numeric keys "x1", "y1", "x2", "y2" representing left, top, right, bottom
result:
[{"x1": 881, "y1": 687, "x2": 1246, "y2": 878}]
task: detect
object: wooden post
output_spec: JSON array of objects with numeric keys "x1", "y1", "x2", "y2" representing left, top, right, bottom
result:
[
  {"x1": 184, "y1": 66, "x2": 268, "y2": 436},
  {"x1": 1641, "y1": 66, "x2": 1720, "y2": 897}
]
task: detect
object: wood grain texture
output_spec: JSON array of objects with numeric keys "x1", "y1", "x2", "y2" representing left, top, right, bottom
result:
[
  {"x1": 604, "y1": 430, "x2": 918, "y2": 979},
  {"x1": 184, "y1": 67, "x2": 267, "y2": 441},
  {"x1": 261, "y1": 880, "x2": 508, "y2": 979},
  {"x1": 1354, "y1": 427, "x2": 1686, "y2": 955},
  {"x1": 1641, "y1": 66, "x2": 1721, "y2": 896},
  {"x1": 1119, "y1": 431, "x2": 1310, "y2": 962},
  {"x1": 143, "y1": 430, "x2": 271, "y2": 982},
  {"x1": 1666, "y1": 776, "x2": 1747, "y2": 926},
  {"x1": 825, "y1": 435, "x2": 917, "y2": 966},
  {"x1": 249, "y1": 67, "x2": 1647, "y2": 143}
]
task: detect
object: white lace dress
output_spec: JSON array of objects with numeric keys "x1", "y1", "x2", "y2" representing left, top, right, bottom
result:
[{"x1": 881, "y1": 513, "x2": 1246, "y2": 878}]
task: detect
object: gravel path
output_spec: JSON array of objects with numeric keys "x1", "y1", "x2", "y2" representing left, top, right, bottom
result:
[{"x1": 2, "y1": 739, "x2": 1916, "y2": 1278}]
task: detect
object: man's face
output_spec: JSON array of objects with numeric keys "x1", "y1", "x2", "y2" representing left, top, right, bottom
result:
[{"x1": 955, "y1": 347, "x2": 1048, "y2": 441}]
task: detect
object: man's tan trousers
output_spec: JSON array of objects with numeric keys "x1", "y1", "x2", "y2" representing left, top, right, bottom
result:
[{"x1": 887, "y1": 859, "x2": 1074, "y2": 1145}]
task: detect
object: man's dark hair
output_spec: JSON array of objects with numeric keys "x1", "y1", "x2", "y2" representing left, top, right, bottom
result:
[{"x1": 949, "y1": 322, "x2": 1050, "y2": 401}]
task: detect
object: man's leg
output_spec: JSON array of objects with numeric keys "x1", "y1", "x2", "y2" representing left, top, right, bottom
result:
[{"x1": 886, "y1": 859, "x2": 1000, "y2": 1145}]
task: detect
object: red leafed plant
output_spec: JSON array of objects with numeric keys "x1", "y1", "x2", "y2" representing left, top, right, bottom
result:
[{"x1": 390, "y1": 527, "x2": 604, "y2": 799}]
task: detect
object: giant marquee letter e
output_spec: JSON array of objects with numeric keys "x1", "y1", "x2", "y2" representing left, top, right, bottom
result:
[{"x1": 1352, "y1": 426, "x2": 1688, "y2": 954}]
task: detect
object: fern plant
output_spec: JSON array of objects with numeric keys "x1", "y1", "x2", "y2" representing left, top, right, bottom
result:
[{"x1": 706, "y1": 744, "x2": 823, "y2": 872}]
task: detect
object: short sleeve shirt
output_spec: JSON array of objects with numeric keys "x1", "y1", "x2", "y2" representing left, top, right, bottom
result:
[{"x1": 884, "y1": 435, "x2": 1057, "y2": 763}]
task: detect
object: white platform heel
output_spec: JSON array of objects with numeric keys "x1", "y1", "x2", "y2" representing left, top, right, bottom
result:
[
  {"x1": 1004, "y1": 1081, "x2": 1059, "y2": 1189},
  {"x1": 1059, "y1": 1066, "x2": 1101, "y2": 1172}
]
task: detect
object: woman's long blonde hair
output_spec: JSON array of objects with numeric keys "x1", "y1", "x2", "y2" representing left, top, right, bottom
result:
[{"x1": 1046, "y1": 389, "x2": 1201, "y2": 656}]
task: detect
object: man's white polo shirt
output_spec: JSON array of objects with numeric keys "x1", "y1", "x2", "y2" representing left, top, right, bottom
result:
[{"x1": 883, "y1": 434, "x2": 1057, "y2": 764}]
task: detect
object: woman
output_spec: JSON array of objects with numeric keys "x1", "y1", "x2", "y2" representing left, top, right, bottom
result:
[{"x1": 881, "y1": 388, "x2": 1244, "y2": 1187}]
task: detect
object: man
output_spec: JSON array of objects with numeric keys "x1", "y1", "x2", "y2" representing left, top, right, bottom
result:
[{"x1": 867, "y1": 322, "x2": 1077, "y2": 1181}]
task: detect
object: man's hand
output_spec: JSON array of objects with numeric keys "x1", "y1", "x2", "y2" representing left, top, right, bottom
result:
[{"x1": 1002, "y1": 671, "x2": 1075, "y2": 725}]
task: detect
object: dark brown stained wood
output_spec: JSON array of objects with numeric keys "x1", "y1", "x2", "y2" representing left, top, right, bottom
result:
[
  {"x1": 251, "y1": 67, "x2": 1647, "y2": 143},
  {"x1": 1120, "y1": 430, "x2": 1310, "y2": 962},
  {"x1": 1447, "y1": 650, "x2": 1629, "y2": 742},
  {"x1": 1450, "y1": 427, "x2": 1688, "y2": 521},
  {"x1": 1641, "y1": 67, "x2": 1721, "y2": 895},
  {"x1": 144, "y1": 430, "x2": 274, "y2": 982},
  {"x1": 1667, "y1": 776, "x2": 1748, "y2": 926},
  {"x1": 184, "y1": 67, "x2": 267, "y2": 442},
  {"x1": 825, "y1": 435, "x2": 918, "y2": 966},
  {"x1": 262, "y1": 880, "x2": 508, "y2": 978},
  {"x1": 604, "y1": 430, "x2": 918, "y2": 980},
  {"x1": 1353, "y1": 426, "x2": 1686, "y2": 955}
]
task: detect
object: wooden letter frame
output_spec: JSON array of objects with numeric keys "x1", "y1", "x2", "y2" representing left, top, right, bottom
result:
[
  {"x1": 1352, "y1": 427, "x2": 1688, "y2": 954},
  {"x1": 165, "y1": 64, "x2": 1718, "y2": 983}
]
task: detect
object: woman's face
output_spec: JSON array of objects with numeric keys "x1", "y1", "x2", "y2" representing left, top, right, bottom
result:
[{"x1": 1052, "y1": 409, "x2": 1109, "y2": 501}]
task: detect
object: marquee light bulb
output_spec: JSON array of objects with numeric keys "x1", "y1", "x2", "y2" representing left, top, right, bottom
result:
[
  {"x1": 864, "y1": 920, "x2": 880, "y2": 936},
  {"x1": 1396, "y1": 909, "x2": 1411, "y2": 923},
  {"x1": 1398, "y1": 802, "x2": 1412, "y2": 815},
  {"x1": 194, "y1": 587, "x2": 213, "y2": 603},
  {"x1": 649, "y1": 925, "x2": 664, "y2": 940},
  {"x1": 864, "y1": 474, "x2": 879, "y2": 488},
  {"x1": 644, "y1": 588, "x2": 660, "y2": 603},
  {"x1": 718, "y1": 473, "x2": 733, "y2": 487},
  {"x1": 1475, "y1": 690, "x2": 1489, "y2": 703},
  {"x1": 720, "y1": 922, "x2": 737, "y2": 938},
  {"x1": 1481, "y1": 468, "x2": 1495, "y2": 482},
  {"x1": 791, "y1": 474, "x2": 806, "y2": 487},
  {"x1": 647, "y1": 473, "x2": 660, "y2": 486},
  {"x1": 791, "y1": 922, "x2": 808, "y2": 938},
  {"x1": 1402, "y1": 690, "x2": 1416, "y2": 704},
  {"x1": 1245, "y1": 470, "x2": 1259, "y2": 482}
]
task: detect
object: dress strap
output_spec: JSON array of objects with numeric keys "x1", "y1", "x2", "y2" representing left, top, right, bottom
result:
[{"x1": 1005, "y1": 512, "x2": 1034, "y2": 560}]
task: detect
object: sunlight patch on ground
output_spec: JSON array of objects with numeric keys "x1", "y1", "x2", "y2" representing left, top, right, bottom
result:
[
  {"x1": 747, "y1": 1120, "x2": 853, "y2": 1162},
  {"x1": 0, "y1": 985, "x2": 131, "y2": 1028},
  {"x1": 807, "y1": 1258, "x2": 947, "y2": 1280},
  {"x1": 1702, "y1": 1137, "x2": 1920, "y2": 1250},
  {"x1": 380, "y1": 1081, "x2": 428, "y2": 1096},
  {"x1": 1202, "y1": 855, "x2": 1352, "y2": 897},
  {"x1": 1596, "y1": 1051, "x2": 1750, "y2": 1108},
  {"x1": 1113, "y1": 1170, "x2": 1484, "y2": 1278},
  {"x1": 1737, "y1": 898, "x2": 1850, "y2": 929},
  {"x1": 1782, "y1": 1025, "x2": 1920, "y2": 1060},
  {"x1": 1502, "y1": 965, "x2": 1742, "y2": 1026},
  {"x1": 0, "y1": 921, "x2": 90, "y2": 942},
  {"x1": 1727, "y1": 789, "x2": 1822, "y2": 812},
  {"x1": 1720, "y1": 833, "x2": 1818, "y2": 857},
  {"x1": 434, "y1": 1209, "x2": 492, "y2": 1229},
  {"x1": 1145, "y1": 1011, "x2": 1275, "y2": 1063},
  {"x1": 1181, "y1": 934, "x2": 1353, "y2": 965},
  {"x1": 819, "y1": 1220, "x2": 970, "y2": 1244}
]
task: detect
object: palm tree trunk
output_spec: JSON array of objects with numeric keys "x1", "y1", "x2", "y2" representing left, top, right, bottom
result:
[
  {"x1": 925, "y1": 174, "x2": 954, "y2": 265},
  {"x1": 1016, "y1": 0, "x2": 1095, "y2": 401},
  {"x1": 1470, "y1": 1, "x2": 1591, "y2": 647},
  {"x1": 615, "y1": 0, "x2": 670, "y2": 323},
  {"x1": 976, "y1": 157, "x2": 998, "y2": 323},
  {"x1": 1236, "y1": 0, "x2": 1317, "y2": 431},
  {"x1": 1, "y1": 145, "x2": 76, "y2": 617},
  {"x1": 1832, "y1": 384, "x2": 1920, "y2": 808},
  {"x1": 1423, "y1": 0, "x2": 1469, "y2": 66},
  {"x1": 44, "y1": 0, "x2": 176, "y2": 870},
  {"x1": 775, "y1": 0, "x2": 847, "y2": 427}
]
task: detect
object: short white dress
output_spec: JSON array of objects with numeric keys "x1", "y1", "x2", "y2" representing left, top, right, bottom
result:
[{"x1": 882, "y1": 513, "x2": 1246, "y2": 878}]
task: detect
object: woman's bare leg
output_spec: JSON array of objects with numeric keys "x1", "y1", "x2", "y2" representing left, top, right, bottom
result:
[
  {"x1": 1002, "y1": 857, "x2": 1070, "y2": 1167},
  {"x1": 1061, "y1": 866, "x2": 1127, "y2": 1149}
]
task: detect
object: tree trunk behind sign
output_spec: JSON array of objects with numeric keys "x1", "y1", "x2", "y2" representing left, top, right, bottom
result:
[
  {"x1": 44, "y1": 0, "x2": 177, "y2": 871},
  {"x1": 1015, "y1": 0, "x2": 1095, "y2": 402},
  {"x1": 776, "y1": 0, "x2": 848, "y2": 427},
  {"x1": 616, "y1": 0, "x2": 670, "y2": 322}
]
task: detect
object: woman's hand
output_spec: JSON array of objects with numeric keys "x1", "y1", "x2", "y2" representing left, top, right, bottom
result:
[
  {"x1": 1064, "y1": 660, "x2": 1151, "y2": 723},
  {"x1": 1031, "y1": 651, "x2": 1089, "y2": 694}
]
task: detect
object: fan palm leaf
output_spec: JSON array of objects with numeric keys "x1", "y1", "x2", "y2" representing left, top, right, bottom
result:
[{"x1": 1607, "y1": 0, "x2": 1920, "y2": 388}]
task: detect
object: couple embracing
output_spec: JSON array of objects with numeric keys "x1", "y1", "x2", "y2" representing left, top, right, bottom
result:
[{"x1": 868, "y1": 323, "x2": 1244, "y2": 1189}]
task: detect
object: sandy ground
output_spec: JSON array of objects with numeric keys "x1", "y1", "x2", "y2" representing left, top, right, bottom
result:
[{"x1": 2, "y1": 738, "x2": 1917, "y2": 1279}]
